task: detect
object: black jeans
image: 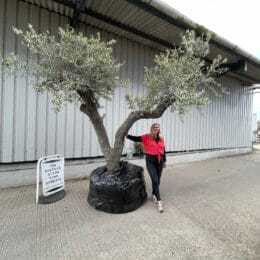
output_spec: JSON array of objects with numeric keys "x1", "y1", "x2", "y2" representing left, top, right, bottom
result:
[{"x1": 146, "y1": 158, "x2": 163, "y2": 201}]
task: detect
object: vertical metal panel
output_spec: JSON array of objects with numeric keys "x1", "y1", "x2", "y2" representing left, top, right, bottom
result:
[
  {"x1": 227, "y1": 84, "x2": 232, "y2": 148},
  {"x1": 25, "y1": 4, "x2": 38, "y2": 161},
  {"x1": 0, "y1": 0, "x2": 255, "y2": 162},
  {"x1": 211, "y1": 92, "x2": 216, "y2": 149},
  {"x1": 220, "y1": 77, "x2": 225, "y2": 148},
  {"x1": 216, "y1": 85, "x2": 222, "y2": 148},
  {"x1": 189, "y1": 106, "x2": 194, "y2": 150},
  {"x1": 0, "y1": 0, "x2": 4, "y2": 161},
  {"x1": 35, "y1": 8, "x2": 48, "y2": 159},
  {"x1": 1, "y1": 0, "x2": 17, "y2": 162},
  {"x1": 221, "y1": 82, "x2": 227, "y2": 148},
  {"x1": 211, "y1": 93, "x2": 216, "y2": 149},
  {"x1": 15, "y1": 2, "x2": 29, "y2": 161},
  {"x1": 237, "y1": 84, "x2": 242, "y2": 147},
  {"x1": 241, "y1": 86, "x2": 245, "y2": 147},
  {"x1": 243, "y1": 87, "x2": 247, "y2": 145},
  {"x1": 247, "y1": 86, "x2": 253, "y2": 146},
  {"x1": 46, "y1": 12, "x2": 59, "y2": 157},
  {"x1": 55, "y1": 15, "x2": 69, "y2": 157}
]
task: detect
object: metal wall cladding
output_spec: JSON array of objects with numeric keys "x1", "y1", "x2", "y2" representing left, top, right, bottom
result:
[{"x1": 0, "y1": 0, "x2": 253, "y2": 162}]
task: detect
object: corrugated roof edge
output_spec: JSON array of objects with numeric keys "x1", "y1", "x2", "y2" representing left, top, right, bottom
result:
[{"x1": 148, "y1": 0, "x2": 260, "y2": 66}]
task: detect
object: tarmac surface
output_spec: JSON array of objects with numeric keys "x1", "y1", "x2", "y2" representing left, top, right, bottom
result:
[{"x1": 0, "y1": 148, "x2": 260, "y2": 259}]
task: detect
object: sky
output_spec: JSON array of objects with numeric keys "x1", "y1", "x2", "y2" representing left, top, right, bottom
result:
[{"x1": 162, "y1": 0, "x2": 260, "y2": 117}]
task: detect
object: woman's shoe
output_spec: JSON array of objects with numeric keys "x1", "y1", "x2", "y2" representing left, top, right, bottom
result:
[
  {"x1": 151, "y1": 195, "x2": 158, "y2": 204},
  {"x1": 157, "y1": 201, "x2": 164, "y2": 213}
]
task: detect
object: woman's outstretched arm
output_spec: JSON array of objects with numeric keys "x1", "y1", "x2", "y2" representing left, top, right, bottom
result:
[{"x1": 126, "y1": 135, "x2": 142, "y2": 142}]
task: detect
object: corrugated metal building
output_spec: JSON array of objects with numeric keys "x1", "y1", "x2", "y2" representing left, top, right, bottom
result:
[{"x1": 1, "y1": 0, "x2": 260, "y2": 164}]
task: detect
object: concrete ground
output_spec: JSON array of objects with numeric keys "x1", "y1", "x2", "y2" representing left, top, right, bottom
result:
[{"x1": 0, "y1": 150, "x2": 260, "y2": 259}]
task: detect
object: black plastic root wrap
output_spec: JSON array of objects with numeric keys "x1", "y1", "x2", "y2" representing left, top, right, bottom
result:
[{"x1": 87, "y1": 161, "x2": 147, "y2": 213}]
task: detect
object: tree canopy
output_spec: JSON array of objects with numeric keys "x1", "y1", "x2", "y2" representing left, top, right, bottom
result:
[{"x1": 3, "y1": 25, "x2": 123, "y2": 110}]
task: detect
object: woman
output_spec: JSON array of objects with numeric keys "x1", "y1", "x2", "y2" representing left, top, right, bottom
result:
[{"x1": 126, "y1": 123, "x2": 166, "y2": 213}]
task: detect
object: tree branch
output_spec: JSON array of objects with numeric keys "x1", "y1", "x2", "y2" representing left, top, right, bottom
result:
[
  {"x1": 113, "y1": 101, "x2": 171, "y2": 159},
  {"x1": 77, "y1": 90, "x2": 112, "y2": 159}
]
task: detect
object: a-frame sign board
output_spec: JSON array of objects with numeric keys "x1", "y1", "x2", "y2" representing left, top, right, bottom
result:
[{"x1": 36, "y1": 155, "x2": 65, "y2": 204}]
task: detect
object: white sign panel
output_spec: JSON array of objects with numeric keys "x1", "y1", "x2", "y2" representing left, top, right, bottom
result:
[
  {"x1": 36, "y1": 155, "x2": 65, "y2": 203},
  {"x1": 41, "y1": 158, "x2": 64, "y2": 195}
]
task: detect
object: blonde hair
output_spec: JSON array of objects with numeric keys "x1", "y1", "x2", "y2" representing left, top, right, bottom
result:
[{"x1": 150, "y1": 123, "x2": 164, "y2": 140}]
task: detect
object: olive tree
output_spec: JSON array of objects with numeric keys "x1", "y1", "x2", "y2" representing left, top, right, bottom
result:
[{"x1": 1, "y1": 25, "x2": 227, "y2": 170}]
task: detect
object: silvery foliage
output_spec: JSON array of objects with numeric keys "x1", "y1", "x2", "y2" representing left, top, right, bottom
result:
[
  {"x1": 126, "y1": 30, "x2": 228, "y2": 116},
  {"x1": 1, "y1": 26, "x2": 227, "y2": 117},
  {"x1": 1, "y1": 24, "x2": 122, "y2": 111}
]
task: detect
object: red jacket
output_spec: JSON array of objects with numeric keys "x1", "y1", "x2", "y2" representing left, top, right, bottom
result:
[{"x1": 141, "y1": 134, "x2": 165, "y2": 162}]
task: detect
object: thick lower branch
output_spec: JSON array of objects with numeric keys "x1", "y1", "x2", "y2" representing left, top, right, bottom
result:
[{"x1": 113, "y1": 102, "x2": 171, "y2": 158}]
